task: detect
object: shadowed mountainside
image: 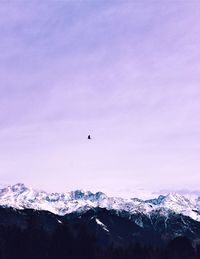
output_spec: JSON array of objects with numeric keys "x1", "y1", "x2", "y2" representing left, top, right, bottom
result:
[{"x1": 0, "y1": 207, "x2": 200, "y2": 259}]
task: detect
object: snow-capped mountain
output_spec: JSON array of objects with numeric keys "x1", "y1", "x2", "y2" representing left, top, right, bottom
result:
[{"x1": 0, "y1": 183, "x2": 200, "y2": 222}]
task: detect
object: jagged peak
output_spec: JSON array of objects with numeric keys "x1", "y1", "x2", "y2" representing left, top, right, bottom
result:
[
  {"x1": 145, "y1": 195, "x2": 166, "y2": 205},
  {"x1": 164, "y1": 192, "x2": 191, "y2": 203},
  {"x1": 1, "y1": 183, "x2": 28, "y2": 194},
  {"x1": 10, "y1": 183, "x2": 27, "y2": 189},
  {"x1": 70, "y1": 189, "x2": 107, "y2": 200}
]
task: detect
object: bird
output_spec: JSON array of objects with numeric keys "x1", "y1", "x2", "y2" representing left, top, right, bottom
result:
[{"x1": 88, "y1": 135, "x2": 91, "y2": 140}]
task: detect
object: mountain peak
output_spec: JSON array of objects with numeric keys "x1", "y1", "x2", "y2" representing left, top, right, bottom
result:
[
  {"x1": 10, "y1": 183, "x2": 27, "y2": 191},
  {"x1": 145, "y1": 195, "x2": 166, "y2": 205},
  {"x1": 70, "y1": 189, "x2": 107, "y2": 201}
]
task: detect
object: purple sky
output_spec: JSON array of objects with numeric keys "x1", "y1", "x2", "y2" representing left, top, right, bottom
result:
[{"x1": 0, "y1": 1, "x2": 200, "y2": 197}]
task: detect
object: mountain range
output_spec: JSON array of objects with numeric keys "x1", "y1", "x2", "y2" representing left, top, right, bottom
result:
[
  {"x1": 0, "y1": 183, "x2": 200, "y2": 258},
  {"x1": 0, "y1": 183, "x2": 200, "y2": 222}
]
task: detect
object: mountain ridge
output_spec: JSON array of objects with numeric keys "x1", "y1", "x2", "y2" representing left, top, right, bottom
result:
[{"x1": 0, "y1": 183, "x2": 200, "y2": 223}]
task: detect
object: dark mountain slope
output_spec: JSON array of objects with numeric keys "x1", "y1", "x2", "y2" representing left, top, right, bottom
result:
[{"x1": 0, "y1": 207, "x2": 200, "y2": 259}]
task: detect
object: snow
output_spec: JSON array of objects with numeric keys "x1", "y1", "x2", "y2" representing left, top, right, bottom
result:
[
  {"x1": 0, "y1": 183, "x2": 200, "y2": 222},
  {"x1": 95, "y1": 218, "x2": 109, "y2": 232}
]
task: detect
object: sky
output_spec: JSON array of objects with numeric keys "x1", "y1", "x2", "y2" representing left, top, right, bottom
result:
[{"x1": 0, "y1": 0, "x2": 200, "y2": 198}]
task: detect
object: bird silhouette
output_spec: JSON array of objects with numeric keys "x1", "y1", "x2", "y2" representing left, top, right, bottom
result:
[{"x1": 88, "y1": 135, "x2": 91, "y2": 140}]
